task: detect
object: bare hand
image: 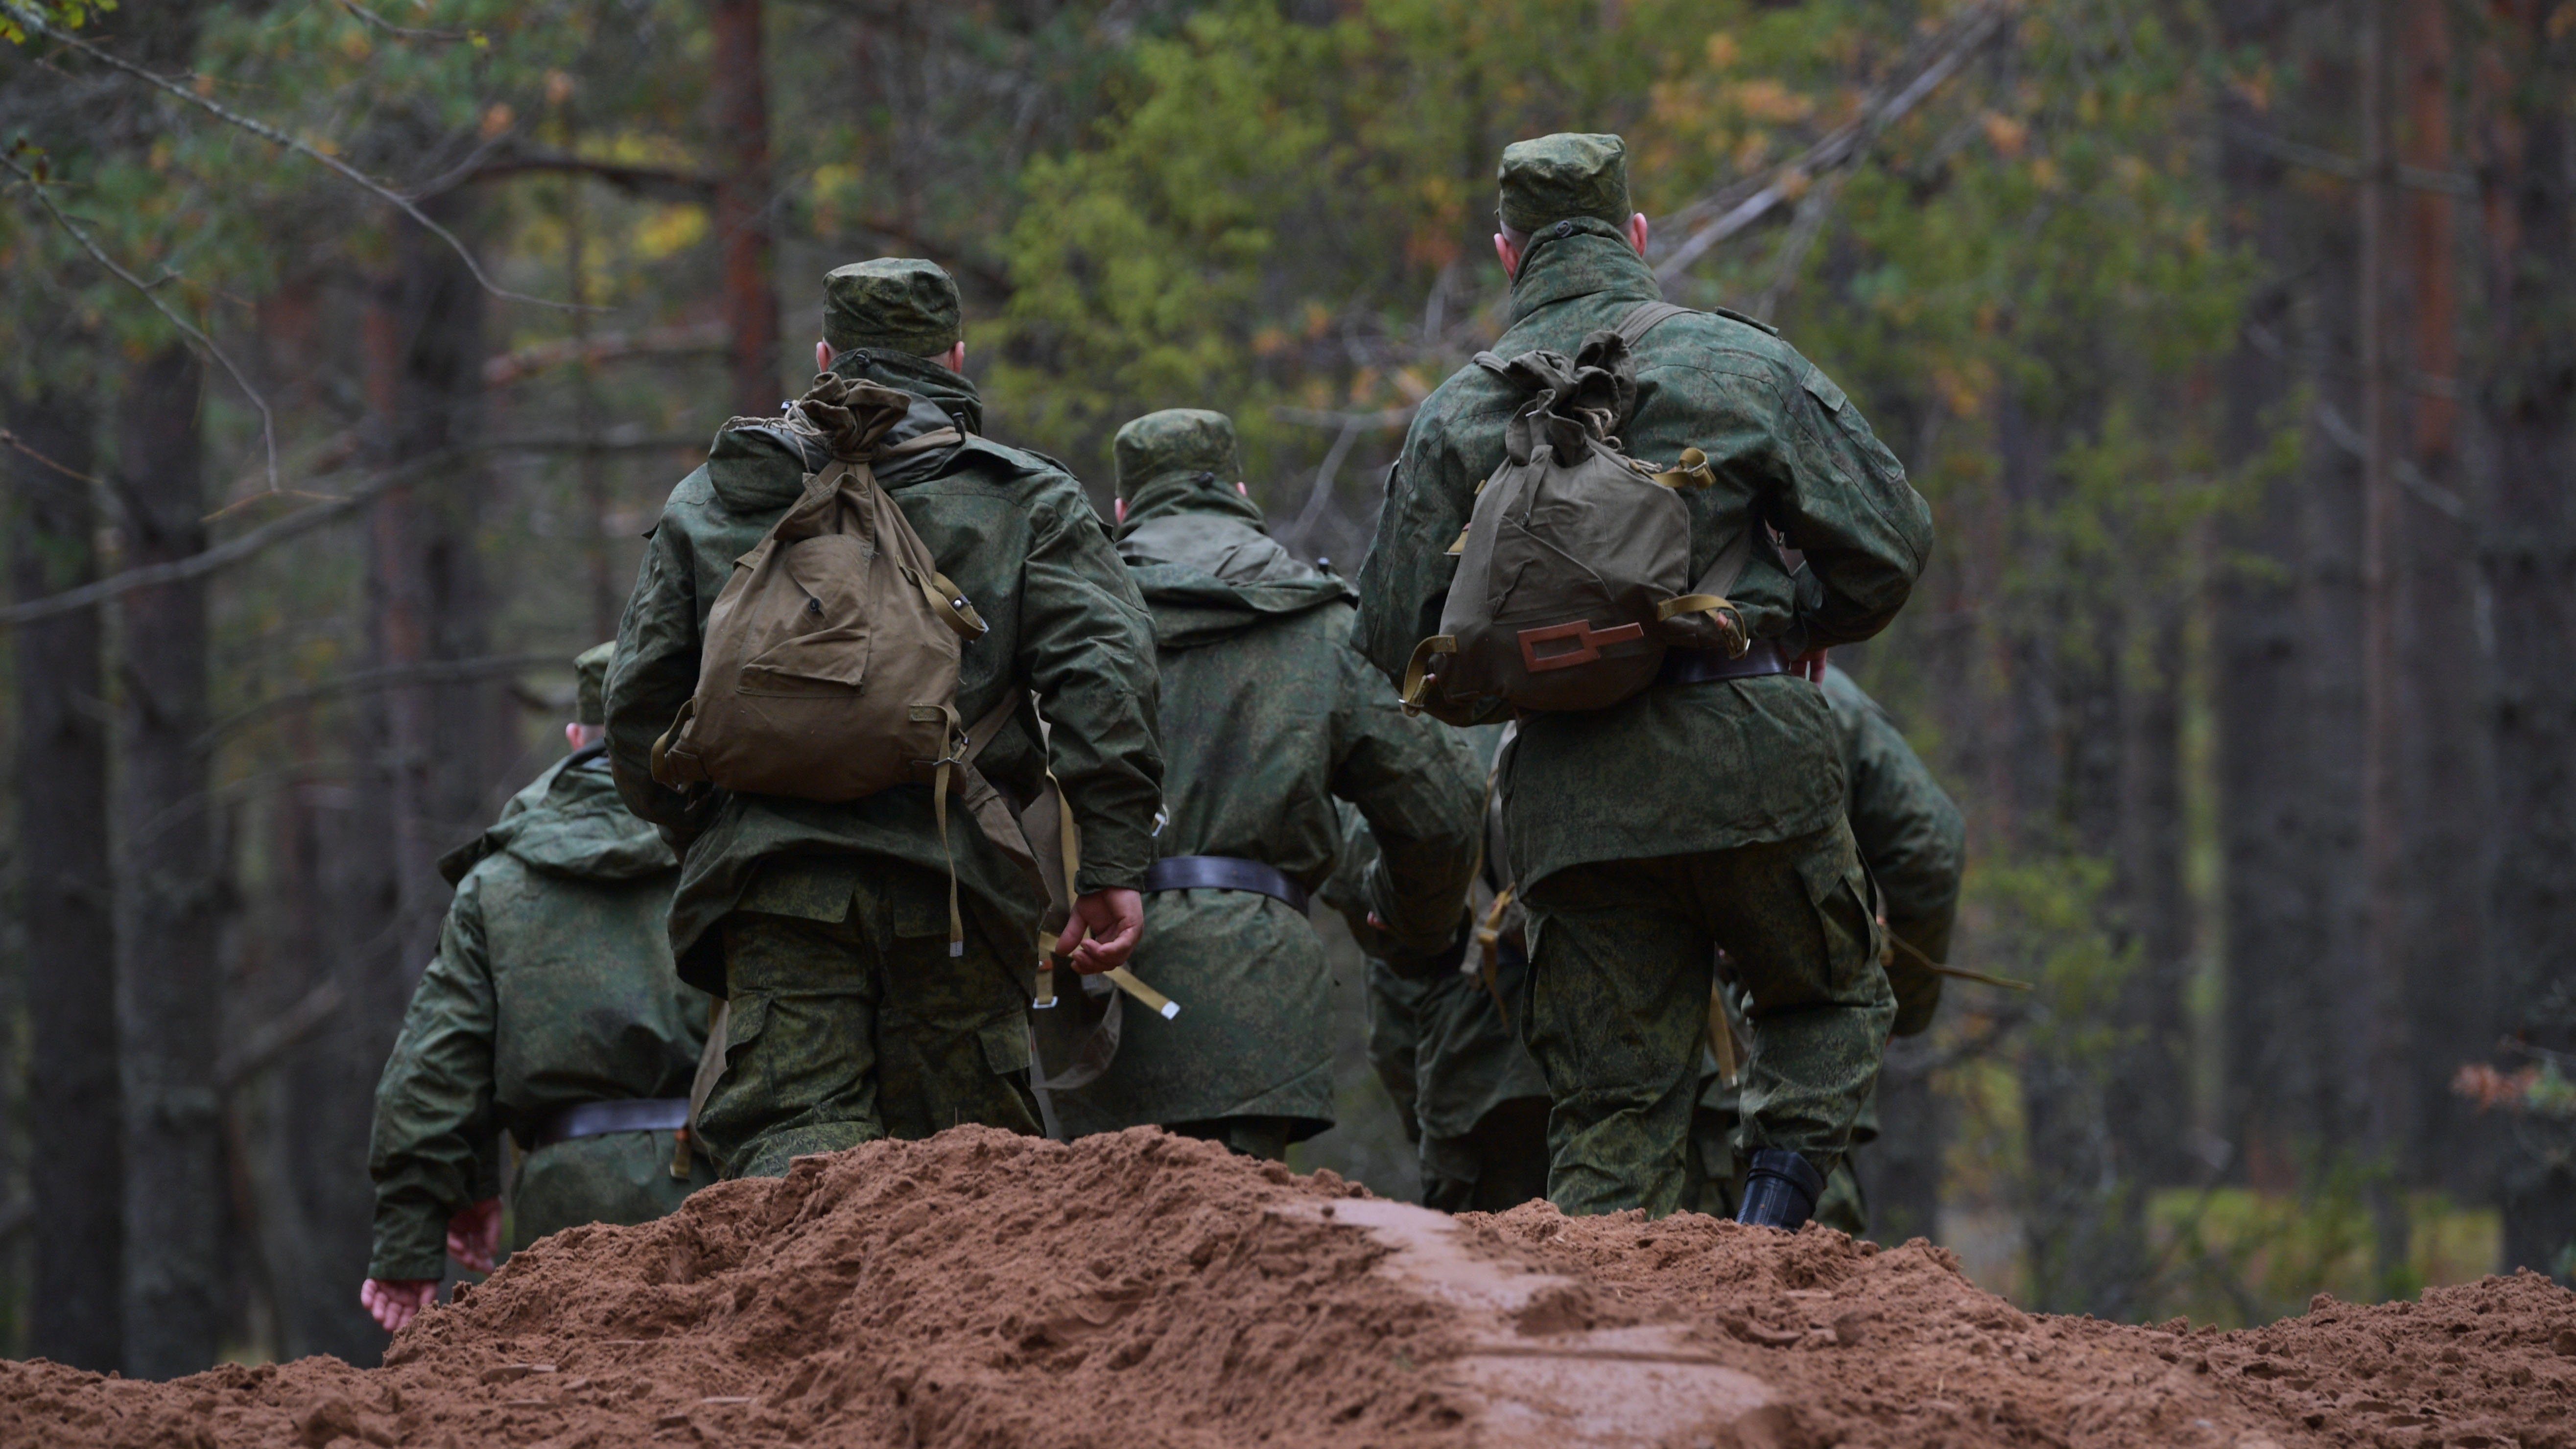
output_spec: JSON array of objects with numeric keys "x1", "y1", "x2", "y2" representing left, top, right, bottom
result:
[
  {"x1": 447, "y1": 1197, "x2": 502, "y2": 1274},
  {"x1": 360, "y1": 1278, "x2": 439, "y2": 1333},
  {"x1": 1792, "y1": 647, "x2": 1829, "y2": 684},
  {"x1": 1058, "y1": 888, "x2": 1144, "y2": 974}
]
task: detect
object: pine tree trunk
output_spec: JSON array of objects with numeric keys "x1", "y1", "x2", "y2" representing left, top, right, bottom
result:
[
  {"x1": 7, "y1": 383, "x2": 123, "y2": 1372},
  {"x1": 712, "y1": 0, "x2": 780, "y2": 417},
  {"x1": 111, "y1": 342, "x2": 222, "y2": 1378}
]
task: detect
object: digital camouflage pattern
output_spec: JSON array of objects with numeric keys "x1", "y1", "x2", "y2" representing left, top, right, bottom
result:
[
  {"x1": 1497, "y1": 132, "x2": 1632, "y2": 233},
  {"x1": 822, "y1": 257, "x2": 962, "y2": 356},
  {"x1": 574, "y1": 640, "x2": 613, "y2": 726},
  {"x1": 607, "y1": 330, "x2": 1162, "y2": 1175},
  {"x1": 1367, "y1": 667, "x2": 1963, "y2": 1227},
  {"x1": 696, "y1": 859, "x2": 1042, "y2": 1177},
  {"x1": 367, "y1": 748, "x2": 709, "y2": 1282},
  {"x1": 1353, "y1": 162, "x2": 1931, "y2": 1216},
  {"x1": 607, "y1": 341, "x2": 1163, "y2": 995},
  {"x1": 1054, "y1": 424, "x2": 1481, "y2": 1147}
]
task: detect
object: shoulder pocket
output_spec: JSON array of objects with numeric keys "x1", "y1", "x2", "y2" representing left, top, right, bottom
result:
[{"x1": 1799, "y1": 364, "x2": 1849, "y2": 415}]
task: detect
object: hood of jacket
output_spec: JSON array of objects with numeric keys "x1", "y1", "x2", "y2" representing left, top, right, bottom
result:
[
  {"x1": 438, "y1": 746, "x2": 679, "y2": 884},
  {"x1": 703, "y1": 351, "x2": 986, "y2": 515},
  {"x1": 1121, "y1": 510, "x2": 1352, "y2": 650}
]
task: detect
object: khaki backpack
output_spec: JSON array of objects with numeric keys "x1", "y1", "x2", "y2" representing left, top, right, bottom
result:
[
  {"x1": 652, "y1": 374, "x2": 992, "y2": 950},
  {"x1": 1402, "y1": 302, "x2": 1753, "y2": 723}
]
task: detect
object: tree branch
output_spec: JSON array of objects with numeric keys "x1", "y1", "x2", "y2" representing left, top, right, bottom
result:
[
  {"x1": 482, "y1": 321, "x2": 729, "y2": 387},
  {"x1": 202, "y1": 651, "x2": 564, "y2": 747},
  {"x1": 8, "y1": 4, "x2": 584, "y2": 310},
  {"x1": 216, "y1": 980, "x2": 346, "y2": 1092},
  {"x1": 1654, "y1": 0, "x2": 2011, "y2": 282},
  {"x1": 2, "y1": 146, "x2": 280, "y2": 489}
]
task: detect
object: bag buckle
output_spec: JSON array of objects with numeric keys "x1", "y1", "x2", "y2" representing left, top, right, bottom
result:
[{"x1": 1518, "y1": 619, "x2": 1645, "y2": 673}]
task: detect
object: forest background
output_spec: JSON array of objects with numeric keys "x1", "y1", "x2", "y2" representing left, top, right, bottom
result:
[{"x1": 3, "y1": 0, "x2": 2574, "y2": 1378}]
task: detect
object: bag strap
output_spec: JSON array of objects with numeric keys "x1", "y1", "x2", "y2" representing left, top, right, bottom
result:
[{"x1": 1615, "y1": 300, "x2": 1695, "y2": 347}]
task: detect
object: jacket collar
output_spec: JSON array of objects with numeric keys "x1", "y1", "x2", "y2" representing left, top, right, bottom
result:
[
  {"x1": 1506, "y1": 217, "x2": 1662, "y2": 325},
  {"x1": 828, "y1": 347, "x2": 985, "y2": 437}
]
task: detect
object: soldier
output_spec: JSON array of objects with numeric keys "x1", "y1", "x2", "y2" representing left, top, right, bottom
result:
[
  {"x1": 1053, "y1": 409, "x2": 1480, "y2": 1160},
  {"x1": 1353, "y1": 133, "x2": 1934, "y2": 1227},
  {"x1": 1688, "y1": 663, "x2": 1966, "y2": 1229},
  {"x1": 1359, "y1": 667, "x2": 1964, "y2": 1227},
  {"x1": 607, "y1": 259, "x2": 1163, "y2": 1178},
  {"x1": 360, "y1": 643, "x2": 713, "y2": 1333}
]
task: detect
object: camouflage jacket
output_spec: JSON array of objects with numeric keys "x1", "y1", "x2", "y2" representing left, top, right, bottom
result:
[
  {"x1": 1353, "y1": 219, "x2": 1934, "y2": 888},
  {"x1": 1055, "y1": 500, "x2": 1480, "y2": 1134},
  {"x1": 1820, "y1": 665, "x2": 1964, "y2": 1035},
  {"x1": 366, "y1": 749, "x2": 701, "y2": 1280},
  {"x1": 606, "y1": 351, "x2": 1164, "y2": 992}
]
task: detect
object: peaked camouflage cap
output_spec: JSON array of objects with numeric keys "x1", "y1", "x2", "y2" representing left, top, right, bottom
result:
[
  {"x1": 822, "y1": 258, "x2": 961, "y2": 356},
  {"x1": 1115, "y1": 408, "x2": 1243, "y2": 496},
  {"x1": 1496, "y1": 132, "x2": 1632, "y2": 233},
  {"x1": 574, "y1": 641, "x2": 616, "y2": 726}
]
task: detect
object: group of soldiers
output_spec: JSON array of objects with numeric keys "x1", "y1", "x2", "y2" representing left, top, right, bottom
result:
[{"x1": 359, "y1": 131, "x2": 1955, "y2": 1331}]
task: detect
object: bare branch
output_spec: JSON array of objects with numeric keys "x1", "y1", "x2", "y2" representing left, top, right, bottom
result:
[
  {"x1": 2225, "y1": 119, "x2": 2475, "y2": 197},
  {"x1": 482, "y1": 321, "x2": 728, "y2": 387},
  {"x1": 8, "y1": 4, "x2": 586, "y2": 310},
  {"x1": 1653, "y1": 0, "x2": 2011, "y2": 283},
  {"x1": 202, "y1": 650, "x2": 563, "y2": 747},
  {"x1": 1, "y1": 147, "x2": 281, "y2": 489},
  {"x1": 216, "y1": 980, "x2": 346, "y2": 1091},
  {"x1": 336, "y1": 0, "x2": 475, "y2": 43}
]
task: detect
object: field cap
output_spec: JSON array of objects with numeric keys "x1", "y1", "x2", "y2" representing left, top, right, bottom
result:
[
  {"x1": 574, "y1": 641, "x2": 615, "y2": 726},
  {"x1": 1498, "y1": 132, "x2": 1632, "y2": 233},
  {"x1": 823, "y1": 258, "x2": 960, "y2": 356}
]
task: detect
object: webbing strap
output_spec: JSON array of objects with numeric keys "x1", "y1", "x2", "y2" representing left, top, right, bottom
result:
[
  {"x1": 874, "y1": 426, "x2": 962, "y2": 459},
  {"x1": 1401, "y1": 635, "x2": 1457, "y2": 716},
  {"x1": 1614, "y1": 300, "x2": 1695, "y2": 347}
]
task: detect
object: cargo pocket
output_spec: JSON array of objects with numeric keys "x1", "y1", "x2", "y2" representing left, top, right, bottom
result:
[
  {"x1": 1794, "y1": 835, "x2": 1885, "y2": 1005},
  {"x1": 977, "y1": 1014, "x2": 1032, "y2": 1080}
]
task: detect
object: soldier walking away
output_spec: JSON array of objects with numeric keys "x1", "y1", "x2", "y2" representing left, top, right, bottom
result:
[
  {"x1": 361, "y1": 644, "x2": 714, "y2": 1333},
  {"x1": 607, "y1": 260, "x2": 1163, "y2": 1178},
  {"x1": 1688, "y1": 663, "x2": 1966, "y2": 1228},
  {"x1": 1054, "y1": 410, "x2": 1480, "y2": 1160},
  {"x1": 1353, "y1": 134, "x2": 1934, "y2": 1228}
]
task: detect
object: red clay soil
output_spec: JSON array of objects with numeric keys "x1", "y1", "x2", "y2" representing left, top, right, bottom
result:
[{"x1": 0, "y1": 1125, "x2": 2566, "y2": 1448}]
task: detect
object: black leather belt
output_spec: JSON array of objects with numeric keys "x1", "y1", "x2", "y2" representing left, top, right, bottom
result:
[
  {"x1": 533, "y1": 1098, "x2": 689, "y2": 1148},
  {"x1": 1657, "y1": 637, "x2": 1791, "y2": 687},
  {"x1": 1144, "y1": 855, "x2": 1309, "y2": 913}
]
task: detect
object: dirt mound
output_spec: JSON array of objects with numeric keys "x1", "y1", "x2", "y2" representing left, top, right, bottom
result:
[{"x1": 0, "y1": 1126, "x2": 2567, "y2": 1447}]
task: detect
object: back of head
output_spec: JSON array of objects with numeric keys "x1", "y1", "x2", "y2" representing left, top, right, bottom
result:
[
  {"x1": 1113, "y1": 408, "x2": 1266, "y2": 536},
  {"x1": 1496, "y1": 132, "x2": 1631, "y2": 237},
  {"x1": 823, "y1": 258, "x2": 961, "y2": 357}
]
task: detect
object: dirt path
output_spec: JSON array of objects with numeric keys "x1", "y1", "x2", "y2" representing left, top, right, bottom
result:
[{"x1": 1, "y1": 1127, "x2": 2568, "y2": 1447}]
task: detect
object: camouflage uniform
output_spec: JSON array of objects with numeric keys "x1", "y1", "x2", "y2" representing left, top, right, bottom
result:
[
  {"x1": 607, "y1": 260, "x2": 1163, "y2": 1178},
  {"x1": 367, "y1": 645, "x2": 713, "y2": 1282},
  {"x1": 1054, "y1": 410, "x2": 1480, "y2": 1156},
  {"x1": 1688, "y1": 663, "x2": 1964, "y2": 1227},
  {"x1": 1353, "y1": 135, "x2": 1934, "y2": 1218}
]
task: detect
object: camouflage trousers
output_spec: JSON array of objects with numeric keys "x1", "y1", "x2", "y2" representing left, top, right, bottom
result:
[
  {"x1": 1519, "y1": 824, "x2": 1893, "y2": 1217},
  {"x1": 1420, "y1": 1098, "x2": 1552, "y2": 1213},
  {"x1": 697, "y1": 859, "x2": 1041, "y2": 1179},
  {"x1": 511, "y1": 1127, "x2": 715, "y2": 1250},
  {"x1": 1684, "y1": 1106, "x2": 1868, "y2": 1235}
]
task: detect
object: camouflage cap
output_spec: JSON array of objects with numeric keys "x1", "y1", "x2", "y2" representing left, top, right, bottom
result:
[
  {"x1": 1113, "y1": 408, "x2": 1265, "y2": 537},
  {"x1": 822, "y1": 258, "x2": 961, "y2": 356},
  {"x1": 1496, "y1": 132, "x2": 1632, "y2": 234},
  {"x1": 574, "y1": 641, "x2": 615, "y2": 727},
  {"x1": 1115, "y1": 408, "x2": 1241, "y2": 496}
]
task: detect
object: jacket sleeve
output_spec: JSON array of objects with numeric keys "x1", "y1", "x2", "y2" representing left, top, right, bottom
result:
[
  {"x1": 1327, "y1": 640, "x2": 1484, "y2": 967},
  {"x1": 1016, "y1": 482, "x2": 1165, "y2": 893},
  {"x1": 605, "y1": 515, "x2": 704, "y2": 835},
  {"x1": 1841, "y1": 695, "x2": 1965, "y2": 1036},
  {"x1": 366, "y1": 875, "x2": 501, "y2": 1282},
  {"x1": 1764, "y1": 354, "x2": 1935, "y2": 651}
]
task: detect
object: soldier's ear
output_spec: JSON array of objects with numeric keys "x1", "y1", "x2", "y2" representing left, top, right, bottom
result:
[
  {"x1": 816, "y1": 340, "x2": 833, "y2": 373},
  {"x1": 944, "y1": 340, "x2": 967, "y2": 374},
  {"x1": 1493, "y1": 231, "x2": 1522, "y2": 279},
  {"x1": 1628, "y1": 212, "x2": 1650, "y2": 257}
]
